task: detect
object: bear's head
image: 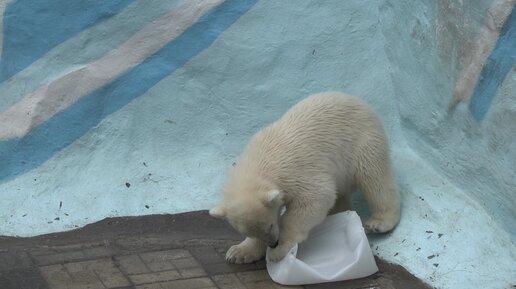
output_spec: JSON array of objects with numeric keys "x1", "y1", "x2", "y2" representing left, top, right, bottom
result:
[{"x1": 209, "y1": 189, "x2": 284, "y2": 248}]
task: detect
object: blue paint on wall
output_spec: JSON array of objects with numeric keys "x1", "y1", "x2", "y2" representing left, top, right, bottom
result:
[
  {"x1": 0, "y1": 0, "x2": 135, "y2": 81},
  {"x1": 469, "y1": 6, "x2": 516, "y2": 121},
  {"x1": 0, "y1": 0, "x2": 258, "y2": 182}
]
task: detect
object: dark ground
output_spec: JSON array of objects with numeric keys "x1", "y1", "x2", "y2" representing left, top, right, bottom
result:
[{"x1": 0, "y1": 210, "x2": 433, "y2": 289}]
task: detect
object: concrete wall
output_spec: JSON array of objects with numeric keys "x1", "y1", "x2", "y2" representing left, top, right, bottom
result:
[{"x1": 1, "y1": 1, "x2": 515, "y2": 288}]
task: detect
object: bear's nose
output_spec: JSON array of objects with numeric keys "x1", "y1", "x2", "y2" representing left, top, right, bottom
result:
[{"x1": 269, "y1": 240, "x2": 279, "y2": 248}]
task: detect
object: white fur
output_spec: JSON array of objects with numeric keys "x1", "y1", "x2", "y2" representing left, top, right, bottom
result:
[{"x1": 211, "y1": 92, "x2": 400, "y2": 263}]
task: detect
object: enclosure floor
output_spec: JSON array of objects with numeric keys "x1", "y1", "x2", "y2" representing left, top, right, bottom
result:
[{"x1": 0, "y1": 211, "x2": 432, "y2": 289}]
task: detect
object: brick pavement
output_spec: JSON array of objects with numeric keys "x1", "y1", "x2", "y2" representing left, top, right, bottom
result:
[{"x1": 0, "y1": 211, "x2": 433, "y2": 289}]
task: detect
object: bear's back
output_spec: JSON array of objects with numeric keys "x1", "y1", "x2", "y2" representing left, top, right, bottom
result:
[{"x1": 238, "y1": 92, "x2": 385, "y2": 189}]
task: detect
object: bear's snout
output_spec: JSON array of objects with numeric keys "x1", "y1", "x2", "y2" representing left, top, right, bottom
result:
[{"x1": 269, "y1": 240, "x2": 279, "y2": 248}]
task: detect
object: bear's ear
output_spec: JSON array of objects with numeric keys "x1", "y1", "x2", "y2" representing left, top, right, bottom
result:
[
  {"x1": 209, "y1": 204, "x2": 227, "y2": 219},
  {"x1": 265, "y1": 190, "x2": 283, "y2": 206}
]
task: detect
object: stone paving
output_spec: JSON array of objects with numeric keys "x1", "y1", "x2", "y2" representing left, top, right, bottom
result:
[{"x1": 0, "y1": 211, "x2": 433, "y2": 289}]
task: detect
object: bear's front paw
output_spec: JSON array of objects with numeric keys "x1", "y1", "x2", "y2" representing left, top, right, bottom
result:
[
  {"x1": 225, "y1": 242, "x2": 265, "y2": 264},
  {"x1": 266, "y1": 243, "x2": 293, "y2": 262}
]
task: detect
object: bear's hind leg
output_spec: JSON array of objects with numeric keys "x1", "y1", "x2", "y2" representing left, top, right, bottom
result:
[{"x1": 356, "y1": 143, "x2": 400, "y2": 233}]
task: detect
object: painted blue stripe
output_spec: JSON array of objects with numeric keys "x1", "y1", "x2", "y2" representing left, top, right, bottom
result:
[
  {"x1": 0, "y1": 0, "x2": 258, "y2": 183},
  {"x1": 0, "y1": 0, "x2": 135, "y2": 82},
  {"x1": 469, "y1": 5, "x2": 516, "y2": 121}
]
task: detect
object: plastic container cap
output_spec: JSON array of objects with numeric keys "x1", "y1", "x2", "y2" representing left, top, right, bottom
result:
[{"x1": 266, "y1": 211, "x2": 378, "y2": 285}]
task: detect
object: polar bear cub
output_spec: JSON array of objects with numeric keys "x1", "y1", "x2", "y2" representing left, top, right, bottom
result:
[{"x1": 210, "y1": 92, "x2": 400, "y2": 263}]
